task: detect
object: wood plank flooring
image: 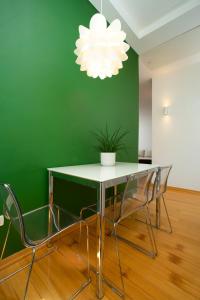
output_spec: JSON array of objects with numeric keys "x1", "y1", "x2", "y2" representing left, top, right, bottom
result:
[{"x1": 0, "y1": 188, "x2": 200, "y2": 300}]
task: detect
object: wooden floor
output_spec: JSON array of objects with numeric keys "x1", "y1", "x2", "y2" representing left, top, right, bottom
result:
[{"x1": 0, "y1": 188, "x2": 200, "y2": 300}]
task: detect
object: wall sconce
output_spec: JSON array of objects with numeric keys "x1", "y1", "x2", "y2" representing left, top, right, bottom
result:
[{"x1": 163, "y1": 106, "x2": 169, "y2": 116}]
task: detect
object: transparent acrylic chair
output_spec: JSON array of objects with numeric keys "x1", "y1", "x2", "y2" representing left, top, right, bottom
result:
[
  {"x1": 80, "y1": 170, "x2": 158, "y2": 298},
  {"x1": 81, "y1": 170, "x2": 157, "y2": 257},
  {"x1": 112, "y1": 170, "x2": 158, "y2": 258},
  {"x1": 0, "y1": 183, "x2": 90, "y2": 300},
  {"x1": 151, "y1": 165, "x2": 173, "y2": 233}
]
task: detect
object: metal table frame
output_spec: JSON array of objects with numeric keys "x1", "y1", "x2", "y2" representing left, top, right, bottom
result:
[{"x1": 48, "y1": 163, "x2": 158, "y2": 299}]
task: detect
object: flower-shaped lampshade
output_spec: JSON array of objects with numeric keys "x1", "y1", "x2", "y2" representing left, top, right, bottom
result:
[{"x1": 74, "y1": 13, "x2": 130, "y2": 80}]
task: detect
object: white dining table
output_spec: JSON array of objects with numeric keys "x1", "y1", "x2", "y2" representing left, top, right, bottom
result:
[{"x1": 47, "y1": 162, "x2": 158, "y2": 299}]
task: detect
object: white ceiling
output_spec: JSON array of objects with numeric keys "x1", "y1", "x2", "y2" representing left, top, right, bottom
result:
[
  {"x1": 89, "y1": 0, "x2": 200, "y2": 70},
  {"x1": 142, "y1": 25, "x2": 200, "y2": 70}
]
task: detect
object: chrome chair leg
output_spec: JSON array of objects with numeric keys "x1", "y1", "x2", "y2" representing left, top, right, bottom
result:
[
  {"x1": 79, "y1": 204, "x2": 98, "y2": 246},
  {"x1": 57, "y1": 206, "x2": 60, "y2": 228},
  {"x1": 69, "y1": 280, "x2": 91, "y2": 300},
  {"x1": 79, "y1": 220, "x2": 90, "y2": 280},
  {"x1": 94, "y1": 217, "x2": 125, "y2": 299},
  {"x1": 156, "y1": 196, "x2": 161, "y2": 229},
  {"x1": 0, "y1": 248, "x2": 55, "y2": 286},
  {"x1": 24, "y1": 247, "x2": 36, "y2": 300},
  {"x1": 145, "y1": 206, "x2": 157, "y2": 257},
  {"x1": 85, "y1": 222, "x2": 90, "y2": 280},
  {"x1": 70, "y1": 221, "x2": 91, "y2": 300},
  {"x1": 113, "y1": 223, "x2": 125, "y2": 299},
  {"x1": 137, "y1": 196, "x2": 172, "y2": 235},
  {"x1": 79, "y1": 208, "x2": 86, "y2": 246},
  {"x1": 80, "y1": 210, "x2": 125, "y2": 299},
  {"x1": 162, "y1": 195, "x2": 173, "y2": 233},
  {"x1": 0, "y1": 220, "x2": 11, "y2": 260},
  {"x1": 115, "y1": 206, "x2": 157, "y2": 259},
  {"x1": 24, "y1": 246, "x2": 58, "y2": 300}
]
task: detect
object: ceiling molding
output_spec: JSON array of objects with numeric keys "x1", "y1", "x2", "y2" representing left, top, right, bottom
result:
[
  {"x1": 138, "y1": 0, "x2": 200, "y2": 38},
  {"x1": 141, "y1": 25, "x2": 200, "y2": 70},
  {"x1": 153, "y1": 51, "x2": 200, "y2": 76},
  {"x1": 108, "y1": 0, "x2": 200, "y2": 39}
]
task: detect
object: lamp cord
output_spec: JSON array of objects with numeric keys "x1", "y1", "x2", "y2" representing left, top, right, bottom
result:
[{"x1": 100, "y1": 0, "x2": 103, "y2": 14}]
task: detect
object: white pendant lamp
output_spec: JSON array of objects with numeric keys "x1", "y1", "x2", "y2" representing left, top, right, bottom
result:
[{"x1": 74, "y1": 0, "x2": 130, "y2": 80}]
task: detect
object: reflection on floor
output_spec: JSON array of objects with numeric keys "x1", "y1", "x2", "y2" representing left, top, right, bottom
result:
[{"x1": 0, "y1": 188, "x2": 200, "y2": 300}]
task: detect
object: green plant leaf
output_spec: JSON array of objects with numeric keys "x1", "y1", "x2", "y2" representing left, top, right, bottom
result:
[{"x1": 92, "y1": 126, "x2": 129, "y2": 153}]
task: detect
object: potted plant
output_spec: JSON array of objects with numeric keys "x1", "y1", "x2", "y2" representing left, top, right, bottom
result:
[{"x1": 94, "y1": 126, "x2": 128, "y2": 166}]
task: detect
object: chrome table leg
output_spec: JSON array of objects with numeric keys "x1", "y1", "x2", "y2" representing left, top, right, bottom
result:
[
  {"x1": 48, "y1": 171, "x2": 54, "y2": 248},
  {"x1": 96, "y1": 182, "x2": 105, "y2": 299}
]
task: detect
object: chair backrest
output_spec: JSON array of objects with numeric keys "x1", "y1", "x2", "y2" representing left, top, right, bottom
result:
[
  {"x1": 117, "y1": 170, "x2": 156, "y2": 221},
  {"x1": 0, "y1": 183, "x2": 26, "y2": 246},
  {"x1": 157, "y1": 165, "x2": 172, "y2": 195}
]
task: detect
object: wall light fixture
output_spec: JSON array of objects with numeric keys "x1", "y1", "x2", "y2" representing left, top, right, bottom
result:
[{"x1": 163, "y1": 106, "x2": 169, "y2": 116}]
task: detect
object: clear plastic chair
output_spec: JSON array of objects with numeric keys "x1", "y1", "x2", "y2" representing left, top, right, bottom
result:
[
  {"x1": 80, "y1": 170, "x2": 158, "y2": 298},
  {"x1": 0, "y1": 183, "x2": 90, "y2": 300},
  {"x1": 153, "y1": 165, "x2": 173, "y2": 233},
  {"x1": 81, "y1": 170, "x2": 157, "y2": 255},
  {"x1": 113, "y1": 170, "x2": 158, "y2": 258}
]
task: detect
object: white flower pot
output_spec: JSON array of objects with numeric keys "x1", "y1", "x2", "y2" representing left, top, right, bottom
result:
[{"x1": 100, "y1": 152, "x2": 116, "y2": 166}]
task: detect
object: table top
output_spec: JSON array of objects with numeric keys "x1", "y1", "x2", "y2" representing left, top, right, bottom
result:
[{"x1": 48, "y1": 162, "x2": 158, "y2": 183}]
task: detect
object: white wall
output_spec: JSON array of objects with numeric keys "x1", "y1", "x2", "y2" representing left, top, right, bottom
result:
[
  {"x1": 139, "y1": 80, "x2": 152, "y2": 152},
  {"x1": 152, "y1": 61, "x2": 200, "y2": 191},
  {"x1": 139, "y1": 60, "x2": 152, "y2": 153}
]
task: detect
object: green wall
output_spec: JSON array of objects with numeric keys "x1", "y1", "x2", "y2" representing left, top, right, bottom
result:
[{"x1": 0, "y1": 0, "x2": 138, "y2": 256}]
